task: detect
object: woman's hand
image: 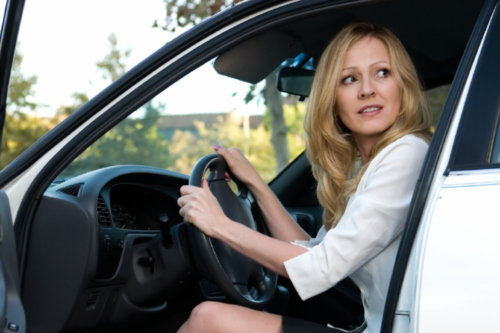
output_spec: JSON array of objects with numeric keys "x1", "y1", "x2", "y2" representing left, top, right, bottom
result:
[
  {"x1": 214, "y1": 146, "x2": 262, "y2": 188},
  {"x1": 177, "y1": 179, "x2": 230, "y2": 237}
]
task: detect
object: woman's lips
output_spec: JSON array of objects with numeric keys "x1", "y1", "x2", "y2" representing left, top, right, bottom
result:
[{"x1": 358, "y1": 105, "x2": 383, "y2": 115}]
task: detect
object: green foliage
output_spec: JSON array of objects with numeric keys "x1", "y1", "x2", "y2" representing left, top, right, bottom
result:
[
  {"x1": 0, "y1": 113, "x2": 53, "y2": 168},
  {"x1": 425, "y1": 84, "x2": 451, "y2": 131},
  {"x1": 157, "y1": 1, "x2": 292, "y2": 172},
  {"x1": 59, "y1": 34, "x2": 173, "y2": 177},
  {"x1": 0, "y1": 48, "x2": 54, "y2": 168},
  {"x1": 61, "y1": 102, "x2": 170, "y2": 178},
  {"x1": 7, "y1": 51, "x2": 38, "y2": 111},
  {"x1": 157, "y1": 0, "x2": 246, "y2": 32},
  {"x1": 166, "y1": 104, "x2": 306, "y2": 182},
  {"x1": 96, "y1": 34, "x2": 131, "y2": 82},
  {"x1": 55, "y1": 92, "x2": 89, "y2": 117},
  {"x1": 284, "y1": 102, "x2": 306, "y2": 162}
]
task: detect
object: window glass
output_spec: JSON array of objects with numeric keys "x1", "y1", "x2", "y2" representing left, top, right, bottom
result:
[
  {"x1": 1, "y1": 0, "x2": 169, "y2": 169},
  {"x1": 493, "y1": 132, "x2": 500, "y2": 163},
  {"x1": 425, "y1": 84, "x2": 451, "y2": 131},
  {"x1": 491, "y1": 110, "x2": 500, "y2": 163},
  {"x1": 1, "y1": 1, "x2": 5, "y2": 25},
  {"x1": 449, "y1": 8, "x2": 500, "y2": 169},
  {"x1": 60, "y1": 60, "x2": 307, "y2": 183},
  {"x1": 57, "y1": 65, "x2": 450, "y2": 184}
]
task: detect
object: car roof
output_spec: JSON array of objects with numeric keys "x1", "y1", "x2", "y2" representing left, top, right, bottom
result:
[{"x1": 214, "y1": 0, "x2": 485, "y2": 89}]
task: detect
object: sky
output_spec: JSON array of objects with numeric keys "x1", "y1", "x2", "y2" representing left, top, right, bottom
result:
[
  {"x1": 1, "y1": 0, "x2": 255, "y2": 116},
  {"x1": 13, "y1": 0, "x2": 168, "y2": 114}
]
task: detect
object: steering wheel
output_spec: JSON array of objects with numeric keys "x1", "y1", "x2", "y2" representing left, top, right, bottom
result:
[{"x1": 187, "y1": 154, "x2": 277, "y2": 309}]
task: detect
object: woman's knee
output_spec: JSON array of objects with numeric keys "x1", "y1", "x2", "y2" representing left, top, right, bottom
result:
[
  {"x1": 187, "y1": 301, "x2": 222, "y2": 330},
  {"x1": 181, "y1": 301, "x2": 283, "y2": 333},
  {"x1": 192, "y1": 301, "x2": 220, "y2": 319}
]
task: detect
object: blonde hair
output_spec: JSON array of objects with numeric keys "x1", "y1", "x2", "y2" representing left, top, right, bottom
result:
[{"x1": 304, "y1": 22, "x2": 431, "y2": 230}]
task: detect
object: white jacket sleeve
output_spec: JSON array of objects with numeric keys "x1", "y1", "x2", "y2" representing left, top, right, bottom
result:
[{"x1": 284, "y1": 136, "x2": 428, "y2": 300}]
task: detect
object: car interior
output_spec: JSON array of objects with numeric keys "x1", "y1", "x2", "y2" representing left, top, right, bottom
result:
[{"x1": 15, "y1": 0, "x2": 485, "y2": 332}]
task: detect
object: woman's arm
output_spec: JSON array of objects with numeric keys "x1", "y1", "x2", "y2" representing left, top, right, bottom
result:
[
  {"x1": 178, "y1": 179, "x2": 307, "y2": 276},
  {"x1": 215, "y1": 146, "x2": 310, "y2": 242}
]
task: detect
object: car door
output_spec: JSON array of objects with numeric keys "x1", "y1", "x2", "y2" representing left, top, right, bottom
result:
[
  {"x1": 383, "y1": 0, "x2": 500, "y2": 331},
  {"x1": 0, "y1": 1, "x2": 27, "y2": 331}
]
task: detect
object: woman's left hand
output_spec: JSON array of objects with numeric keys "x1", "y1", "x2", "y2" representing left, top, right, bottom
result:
[{"x1": 177, "y1": 179, "x2": 229, "y2": 237}]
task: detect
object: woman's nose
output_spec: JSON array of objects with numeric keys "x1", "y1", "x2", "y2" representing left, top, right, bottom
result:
[{"x1": 359, "y1": 79, "x2": 375, "y2": 99}]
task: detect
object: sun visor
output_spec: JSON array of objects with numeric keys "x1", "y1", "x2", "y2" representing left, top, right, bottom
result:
[{"x1": 214, "y1": 30, "x2": 302, "y2": 84}]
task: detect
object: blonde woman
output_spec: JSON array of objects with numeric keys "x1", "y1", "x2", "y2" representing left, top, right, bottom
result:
[{"x1": 177, "y1": 22, "x2": 431, "y2": 333}]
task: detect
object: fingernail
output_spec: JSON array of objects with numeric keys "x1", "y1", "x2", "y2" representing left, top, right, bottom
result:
[{"x1": 214, "y1": 145, "x2": 221, "y2": 151}]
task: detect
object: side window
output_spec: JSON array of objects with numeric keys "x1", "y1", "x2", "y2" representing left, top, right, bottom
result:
[
  {"x1": 60, "y1": 60, "x2": 307, "y2": 182},
  {"x1": 450, "y1": 7, "x2": 500, "y2": 170},
  {"x1": 58, "y1": 61, "x2": 453, "y2": 184},
  {"x1": 425, "y1": 84, "x2": 451, "y2": 131},
  {"x1": 1, "y1": 1, "x2": 5, "y2": 23},
  {"x1": 493, "y1": 130, "x2": 500, "y2": 163}
]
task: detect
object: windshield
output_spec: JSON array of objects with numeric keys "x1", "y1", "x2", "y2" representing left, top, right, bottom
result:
[{"x1": 59, "y1": 59, "x2": 307, "y2": 183}]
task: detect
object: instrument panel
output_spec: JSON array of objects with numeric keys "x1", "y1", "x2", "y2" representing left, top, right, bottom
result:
[{"x1": 107, "y1": 183, "x2": 177, "y2": 230}]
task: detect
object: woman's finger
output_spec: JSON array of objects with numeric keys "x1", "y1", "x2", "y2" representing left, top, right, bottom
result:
[{"x1": 180, "y1": 184, "x2": 200, "y2": 195}]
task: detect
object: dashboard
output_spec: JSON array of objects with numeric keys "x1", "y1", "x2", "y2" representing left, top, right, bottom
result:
[
  {"x1": 57, "y1": 166, "x2": 188, "y2": 279},
  {"x1": 23, "y1": 165, "x2": 192, "y2": 331}
]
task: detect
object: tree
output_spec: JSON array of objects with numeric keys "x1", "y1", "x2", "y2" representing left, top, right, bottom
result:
[
  {"x1": 60, "y1": 35, "x2": 171, "y2": 177},
  {"x1": 63, "y1": 102, "x2": 170, "y2": 177},
  {"x1": 265, "y1": 69, "x2": 288, "y2": 170},
  {"x1": 96, "y1": 33, "x2": 131, "y2": 82},
  {"x1": 155, "y1": 0, "x2": 246, "y2": 32},
  {"x1": 166, "y1": 104, "x2": 306, "y2": 182},
  {"x1": 6, "y1": 50, "x2": 38, "y2": 111},
  {"x1": 157, "y1": 0, "x2": 290, "y2": 172},
  {"x1": 0, "y1": 48, "x2": 54, "y2": 168}
]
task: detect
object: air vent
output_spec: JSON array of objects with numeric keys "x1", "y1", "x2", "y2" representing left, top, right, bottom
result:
[
  {"x1": 59, "y1": 183, "x2": 83, "y2": 197},
  {"x1": 97, "y1": 195, "x2": 112, "y2": 227}
]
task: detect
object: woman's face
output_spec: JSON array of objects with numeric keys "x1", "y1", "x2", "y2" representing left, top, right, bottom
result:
[{"x1": 335, "y1": 36, "x2": 402, "y2": 148}]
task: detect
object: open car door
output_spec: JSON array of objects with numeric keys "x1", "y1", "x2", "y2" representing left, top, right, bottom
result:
[{"x1": 0, "y1": 0, "x2": 26, "y2": 331}]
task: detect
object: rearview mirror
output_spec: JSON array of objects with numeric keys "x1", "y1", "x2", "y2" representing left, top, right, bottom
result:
[{"x1": 277, "y1": 67, "x2": 315, "y2": 99}]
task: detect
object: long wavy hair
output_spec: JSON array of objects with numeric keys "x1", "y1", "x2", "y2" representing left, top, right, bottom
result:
[{"x1": 304, "y1": 22, "x2": 431, "y2": 230}]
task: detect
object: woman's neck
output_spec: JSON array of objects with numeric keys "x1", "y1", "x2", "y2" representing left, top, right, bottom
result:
[{"x1": 354, "y1": 135, "x2": 380, "y2": 164}]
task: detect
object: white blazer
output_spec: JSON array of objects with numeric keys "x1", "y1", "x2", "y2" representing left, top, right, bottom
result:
[{"x1": 284, "y1": 134, "x2": 429, "y2": 332}]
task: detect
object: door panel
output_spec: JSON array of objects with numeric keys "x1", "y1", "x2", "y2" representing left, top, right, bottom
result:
[
  {"x1": 0, "y1": 191, "x2": 25, "y2": 332},
  {"x1": 418, "y1": 172, "x2": 500, "y2": 331}
]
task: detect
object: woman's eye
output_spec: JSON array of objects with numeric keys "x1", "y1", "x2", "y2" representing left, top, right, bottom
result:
[
  {"x1": 342, "y1": 76, "x2": 355, "y2": 84},
  {"x1": 376, "y1": 68, "x2": 389, "y2": 78}
]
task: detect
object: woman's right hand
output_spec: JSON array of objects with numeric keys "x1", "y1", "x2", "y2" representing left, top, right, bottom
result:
[
  {"x1": 214, "y1": 145, "x2": 310, "y2": 243},
  {"x1": 214, "y1": 146, "x2": 262, "y2": 189}
]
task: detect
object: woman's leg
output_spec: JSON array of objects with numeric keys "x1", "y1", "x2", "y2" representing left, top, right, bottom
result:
[{"x1": 177, "y1": 301, "x2": 283, "y2": 333}]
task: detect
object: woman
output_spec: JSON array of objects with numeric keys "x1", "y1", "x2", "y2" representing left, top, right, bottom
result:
[{"x1": 177, "y1": 22, "x2": 431, "y2": 333}]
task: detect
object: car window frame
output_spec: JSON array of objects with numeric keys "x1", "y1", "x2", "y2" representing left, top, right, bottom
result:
[{"x1": 448, "y1": 2, "x2": 500, "y2": 171}]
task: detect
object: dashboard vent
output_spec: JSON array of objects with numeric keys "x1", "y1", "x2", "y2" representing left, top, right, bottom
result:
[
  {"x1": 97, "y1": 195, "x2": 112, "y2": 227},
  {"x1": 59, "y1": 183, "x2": 83, "y2": 197}
]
